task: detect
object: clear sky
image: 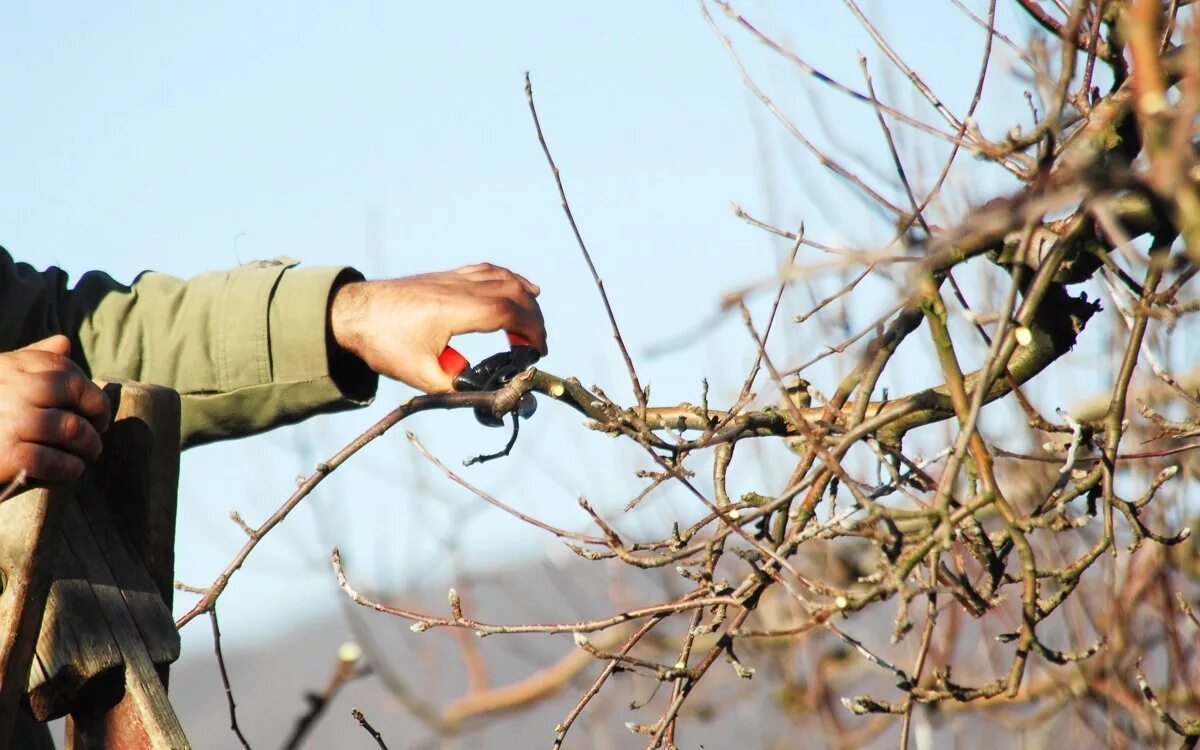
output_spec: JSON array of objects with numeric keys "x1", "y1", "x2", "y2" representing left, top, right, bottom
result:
[{"x1": 0, "y1": 0, "x2": 1048, "y2": 662}]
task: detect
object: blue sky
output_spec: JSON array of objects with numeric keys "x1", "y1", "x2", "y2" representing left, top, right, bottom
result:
[{"x1": 0, "y1": 0, "x2": 1060, "y2": 660}]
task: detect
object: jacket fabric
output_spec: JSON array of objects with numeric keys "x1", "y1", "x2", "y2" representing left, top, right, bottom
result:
[{"x1": 0, "y1": 248, "x2": 378, "y2": 448}]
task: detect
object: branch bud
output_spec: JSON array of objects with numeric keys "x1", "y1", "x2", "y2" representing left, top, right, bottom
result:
[{"x1": 337, "y1": 641, "x2": 362, "y2": 665}]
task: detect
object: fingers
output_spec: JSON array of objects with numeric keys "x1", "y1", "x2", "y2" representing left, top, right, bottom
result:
[
  {"x1": 12, "y1": 338, "x2": 110, "y2": 432},
  {"x1": 0, "y1": 335, "x2": 110, "y2": 485},
  {"x1": 450, "y1": 273, "x2": 548, "y2": 354},
  {"x1": 454, "y1": 263, "x2": 541, "y2": 296},
  {"x1": 331, "y1": 264, "x2": 549, "y2": 395},
  {"x1": 473, "y1": 278, "x2": 539, "y2": 308},
  {"x1": 451, "y1": 293, "x2": 548, "y2": 355},
  {"x1": 16, "y1": 368, "x2": 111, "y2": 433},
  {"x1": 417, "y1": 356, "x2": 457, "y2": 394},
  {"x1": 7, "y1": 442, "x2": 86, "y2": 482},
  {"x1": 17, "y1": 408, "x2": 104, "y2": 462}
]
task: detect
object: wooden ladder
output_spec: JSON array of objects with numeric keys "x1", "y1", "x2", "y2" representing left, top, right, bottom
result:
[{"x1": 0, "y1": 381, "x2": 190, "y2": 749}]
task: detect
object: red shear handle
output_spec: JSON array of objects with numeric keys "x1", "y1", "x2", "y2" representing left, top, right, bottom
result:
[
  {"x1": 437, "y1": 347, "x2": 470, "y2": 378},
  {"x1": 438, "y1": 332, "x2": 535, "y2": 377}
]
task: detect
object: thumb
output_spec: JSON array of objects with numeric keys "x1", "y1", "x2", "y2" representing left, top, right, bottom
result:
[
  {"x1": 415, "y1": 353, "x2": 457, "y2": 394},
  {"x1": 22, "y1": 334, "x2": 72, "y2": 357}
]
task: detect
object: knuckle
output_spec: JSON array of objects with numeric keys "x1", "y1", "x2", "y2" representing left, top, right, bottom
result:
[
  {"x1": 81, "y1": 382, "x2": 108, "y2": 414},
  {"x1": 52, "y1": 370, "x2": 86, "y2": 403},
  {"x1": 494, "y1": 298, "x2": 520, "y2": 317},
  {"x1": 62, "y1": 455, "x2": 85, "y2": 480},
  {"x1": 39, "y1": 368, "x2": 71, "y2": 391},
  {"x1": 481, "y1": 278, "x2": 526, "y2": 300},
  {"x1": 64, "y1": 369, "x2": 87, "y2": 394},
  {"x1": 58, "y1": 411, "x2": 85, "y2": 442}
]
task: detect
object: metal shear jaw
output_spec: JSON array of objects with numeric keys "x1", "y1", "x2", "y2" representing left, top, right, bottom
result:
[{"x1": 438, "y1": 335, "x2": 540, "y2": 427}]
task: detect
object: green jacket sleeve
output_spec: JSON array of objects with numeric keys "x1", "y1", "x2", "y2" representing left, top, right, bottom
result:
[{"x1": 0, "y1": 247, "x2": 378, "y2": 448}]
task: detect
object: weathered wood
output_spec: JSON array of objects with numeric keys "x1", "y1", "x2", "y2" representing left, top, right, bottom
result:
[
  {"x1": 73, "y1": 472, "x2": 180, "y2": 672},
  {"x1": 93, "y1": 379, "x2": 182, "y2": 696},
  {"x1": 92, "y1": 381, "x2": 181, "y2": 611},
  {"x1": 61, "y1": 472, "x2": 189, "y2": 748},
  {"x1": 26, "y1": 523, "x2": 123, "y2": 720},
  {"x1": 65, "y1": 381, "x2": 189, "y2": 748},
  {"x1": 24, "y1": 381, "x2": 183, "y2": 725},
  {"x1": 26, "y1": 473, "x2": 181, "y2": 720},
  {"x1": 0, "y1": 486, "x2": 62, "y2": 745}
]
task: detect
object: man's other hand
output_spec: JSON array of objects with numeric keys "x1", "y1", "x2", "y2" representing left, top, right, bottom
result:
[
  {"x1": 0, "y1": 335, "x2": 111, "y2": 485},
  {"x1": 328, "y1": 263, "x2": 547, "y2": 393}
]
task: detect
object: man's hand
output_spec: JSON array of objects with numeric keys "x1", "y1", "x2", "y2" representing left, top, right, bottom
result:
[
  {"x1": 329, "y1": 263, "x2": 548, "y2": 393},
  {"x1": 0, "y1": 335, "x2": 112, "y2": 485}
]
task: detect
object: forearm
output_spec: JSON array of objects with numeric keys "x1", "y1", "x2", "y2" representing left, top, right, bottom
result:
[{"x1": 0, "y1": 249, "x2": 377, "y2": 448}]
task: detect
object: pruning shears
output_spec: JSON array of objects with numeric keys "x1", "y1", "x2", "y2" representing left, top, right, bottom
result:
[{"x1": 438, "y1": 333, "x2": 541, "y2": 427}]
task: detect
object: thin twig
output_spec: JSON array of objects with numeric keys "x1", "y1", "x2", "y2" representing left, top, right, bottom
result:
[
  {"x1": 334, "y1": 549, "x2": 738, "y2": 636},
  {"x1": 351, "y1": 708, "x2": 390, "y2": 749},
  {"x1": 282, "y1": 644, "x2": 368, "y2": 750},
  {"x1": 717, "y1": 1, "x2": 968, "y2": 146},
  {"x1": 210, "y1": 607, "x2": 252, "y2": 750},
  {"x1": 463, "y1": 413, "x2": 521, "y2": 466},
  {"x1": 1014, "y1": 0, "x2": 1113, "y2": 58},
  {"x1": 700, "y1": 1, "x2": 907, "y2": 216},
  {"x1": 842, "y1": 0, "x2": 964, "y2": 132},
  {"x1": 0, "y1": 470, "x2": 27, "y2": 505},
  {"x1": 175, "y1": 388, "x2": 507, "y2": 628},
  {"x1": 1135, "y1": 661, "x2": 1200, "y2": 744},
  {"x1": 407, "y1": 431, "x2": 605, "y2": 544},
  {"x1": 525, "y1": 72, "x2": 647, "y2": 412}
]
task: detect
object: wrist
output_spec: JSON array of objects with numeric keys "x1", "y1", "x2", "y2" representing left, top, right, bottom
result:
[
  {"x1": 329, "y1": 278, "x2": 367, "y2": 359},
  {"x1": 327, "y1": 275, "x2": 376, "y2": 397}
]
